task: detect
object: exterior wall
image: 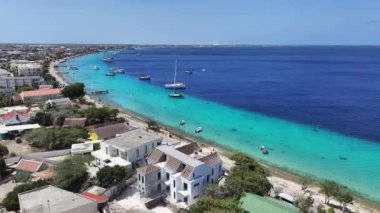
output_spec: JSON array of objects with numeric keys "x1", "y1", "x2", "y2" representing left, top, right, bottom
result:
[
  {"x1": 16, "y1": 65, "x2": 42, "y2": 76},
  {"x1": 126, "y1": 138, "x2": 162, "y2": 166},
  {"x1": 137, "y1": 170, "x2": 162, "y2": 197},
  {"x1": 0, "y1": 76, "x2": 43, "y2": 88},
  {"x1": 0, "y1": 87, "x2": 15, "y2": 95}
]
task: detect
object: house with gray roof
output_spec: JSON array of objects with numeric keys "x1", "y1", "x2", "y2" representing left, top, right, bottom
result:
[
  {"x1": 137, "y1": 144, "x2": 223, "y2": 206},
  {"x1": 91, "y1": 128, "x2": 163, "y2": 169},
  {"x1": 18, "y1": 185, "x2": 97, "y2": 213}
]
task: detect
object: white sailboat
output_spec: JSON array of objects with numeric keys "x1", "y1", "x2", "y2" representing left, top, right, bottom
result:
[{"x1": 165, "y1": 60, "x2": 186, "y2": 89}]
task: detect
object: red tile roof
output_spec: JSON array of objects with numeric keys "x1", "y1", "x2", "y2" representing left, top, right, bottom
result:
[
  {"x1": 63, "y1": 117, "x2": 87, "y2": 128},
  {"x1": 0, "y1": 110, "x2": 29, "y2": 122},
  {"x1": 16, "y1": 159, "x2": 42, "y2": 173},
  {"x1": 21, "y1": 88, "x2": 61, "y2": 97},
  {"x1": 81, "y1": 192, "x2": 108, "y2": 203}
]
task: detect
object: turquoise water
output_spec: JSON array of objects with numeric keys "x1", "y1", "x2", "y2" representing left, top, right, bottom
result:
[{"x1": 62, "y1": 51, "x2": 380, "y2": 201}]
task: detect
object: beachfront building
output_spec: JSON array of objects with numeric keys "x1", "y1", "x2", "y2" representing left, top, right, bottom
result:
[
  {"x1": 19, "y1": 88, "x2": 62, "y2": 104},
  {"x1": 0, "y1": 68, "x2": 12, "y2": 77},
  {"x1": 136, "y1": 144, "x2": 223, "y2": 206},
  {"x1": 14, "y1": 63, "x2": 42, "y2": 76},
  {"x1": 0, "y1": 76, "x2": 43, "y2": 88},
  {"x1": 18, "y1": 185, "x2": 98, "y2": 213},
  {"x1": 88, "y1": 122, "x2": 131, "y2": 141},
  {"x1": 91, "y1": 128, "x2": 163, "y2": 169}
]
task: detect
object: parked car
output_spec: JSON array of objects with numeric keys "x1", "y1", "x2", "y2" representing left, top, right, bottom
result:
[{"x1": 15, "y1": 137, "x2": 22, "y2": 144}]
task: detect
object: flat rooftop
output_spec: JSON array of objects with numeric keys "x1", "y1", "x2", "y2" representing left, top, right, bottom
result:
[
  {"x1": 18, "y1": 185, "x2": 96, "y2": 213},
  {"x1": 105, "y1": 128, "x2": 162, "y2": 151},
  {"x1": 157, "y1": 145, "x2": 204, "y2": 168}
]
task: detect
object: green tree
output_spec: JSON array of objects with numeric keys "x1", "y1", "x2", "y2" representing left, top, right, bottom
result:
[
  {"x1": 0, "y1": 94, "x2": 12, "y2": 107},
  {"x1": 96, "y1": 165, "x2": 131, "y2": 188},
  {"x1": 0, "y1": 158, "x2": 7, "y2": 176},
  {"x1": 295, "y1": 196, "x2": 314, "y2": 213},
  {"x1": 2, "y1": 180, "x2": 50, "y2": 211},
  {"x1": 335, "y1": 190, "x2": 353, "y2": 211},
  {"x1": 24, "y1": 127, "x2": 87, "y2": 150},
  {"x1": 30, "y1": 112, "x2": 53, "y2": 126},
  {"x1": 319, "y1": 180, "x2": 339, "y2": 204},
  {"x1": 84, "y1": 106, "x2": 119, "y2": 125},
  {"x1": 61, "y1": 82, "x2": 85, "y2": 99},
  {"x1": 54, "y1": 156, "x2": 88, "y2": 192},
  {"x1": 189, "y1": 196, "x2": 244, "y2": 213},
  {"x1": 0, "y1": 143, "x2": 9, "y2": 157}
]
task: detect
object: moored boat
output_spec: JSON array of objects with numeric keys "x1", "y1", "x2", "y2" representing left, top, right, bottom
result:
[
  {"x1": 105, "y1": 72, "x2": 115, "y2": 76},
  {"x1": 195, "y1": 127, "x2": 203, "y2": 133},
  {"x1": 104, "y1": 57, "x2": 113, "y2": 63},
  {"x1": 165, "y1": 60, "x2": 186, "y2": 89},
  {"x1": 92, "y1": 66, "x2": 99, "y2": 70},
  {"x1": 180, "y1": 120, "x2": 186, "y2": 125},
  {"x1": 261, "y1": 145, "x2": 269, "y2": 154},
  {"x1": 68, "y1": 65, "x2": 78, "y2": 70},
  {"x1": 139, "y1": 74, "x2": 151, "y2": 80}
]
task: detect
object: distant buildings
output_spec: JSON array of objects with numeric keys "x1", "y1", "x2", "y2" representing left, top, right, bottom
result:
[
  {"x1": 91, "y1": 128, "x2": 163, "y2": 168},
  {"x1": 19, "y1": 88, "x2": 62, "y2": 103},
  {"x1": 0, "y1": 76, "x2": 43, "y2": 88},
  {"x1": 18, "y1": 185, "x2": 98, "y2": 213},
  {"x1": 137, "y1": 144, "x2": 223, "y2": 206},
  {"x1": 10, "y1": 60, "x2": 42, "y2": 76}
]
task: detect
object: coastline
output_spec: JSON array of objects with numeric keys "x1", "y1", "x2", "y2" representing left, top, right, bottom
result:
[{"x1": 51, "y1": 55, "x2": 380, "y2": 212}]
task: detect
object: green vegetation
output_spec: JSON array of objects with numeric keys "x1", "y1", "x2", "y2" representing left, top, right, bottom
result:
[
  {"x1": 54, "y1": 155, "x2": 89, "y2": 193},
  {"x1": 2, "y1": 180, "x2": 50, "y2": 211},
  {"x1": 0, "y1": 144, "x2": 9, "y2": 157},
  {"x1": 42, "y1": 73, "x2": 59, "y2": 88},
  {"x1": 0, "y1": 158, "x2": 7, "y2": 177},
  {"x1": 295, "y1": 196, "x2": 314, "y2": 213},
  {"x1": 0, "y1": 94, "x2": 12, "y2": 107},
  {"x1": 319, "y1": 180, "x2": 353, "y2": 211},
  {"x1": 189, "y1": 196, "x2": 244, "y2": 213},
  {"x1": 147, "y1": 120, "x2": 160, "y2": 132},
  {"x1": 190, "y1": 153, "x2": 271, "y2": 212},
  {"x1": 61, "y1": 82, "x2": 85, "y2": 99},
  {"x1": 96, "y1": 165, "x2": 132, "y2": 188},
  {"x1": 82, "y1": 106, "x2": 119, "y2": 125},
  {"x1": 30, "y1": 111, "x2": 54, "y2": 126},
  {"x1": 24, "y1": 127, "x2": 87, "y2": 150},
  {"x1": 15, "y1": 85, "x2": 36, "y2": 93}
]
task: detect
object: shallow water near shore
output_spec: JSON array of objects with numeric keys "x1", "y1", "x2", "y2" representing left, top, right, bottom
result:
[{"x1": 62, "y1": 49, "x2": 380, "y2": 201}]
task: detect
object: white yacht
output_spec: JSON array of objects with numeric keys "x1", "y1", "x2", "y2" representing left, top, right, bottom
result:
[{"x1": 165, "y1": 60, "x2": 186, "y2": 89}]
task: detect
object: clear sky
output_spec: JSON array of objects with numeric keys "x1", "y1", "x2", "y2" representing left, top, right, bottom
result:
[{"x1": 0, "y1": 0, "x2": 379, "y2": 45}]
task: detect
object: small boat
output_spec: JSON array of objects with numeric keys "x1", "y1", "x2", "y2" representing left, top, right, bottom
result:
[
  {"x1": 261, "y1": 146, "x2": 268, "y2": 155},
  {"x1": 68, "y1": 65, "x2": 78, "y2": 70},
  {"x1": 201, "y1": 68, "x2": 207, "y2": 72},
  {"x1": 104, "y1": 57, "x2": 113, "y2": 63},
  {"x1": 105, "y1": 72, "x2": 115, "y2": 76},
  {"x1": 195, "y1": 127, "x2": 203, "y2": 133},
  {"x1": 139, "y1": 74, "x2": 151, "y2": 81},
  {"x1": 165, "y1": 60, "x2": 186, "y2": 89},
  {"x1": 109, "y1": 67, "x2": 117, "y2": 71},
  {"x1": 185, "y1": 69, "x2": 193, "y2": 74},
  {"x1": 169, "y1": 91, "x2": 184, "y2": 98},
  {"x1": 92, "y1": 66, "x2": 99, "y2": 70},
  {"x1": 113, "y1": 68, "x2": 124, "y2": 73},
  {"x1": 180, "y1": 120, "x2": 186, "y2": 125}
]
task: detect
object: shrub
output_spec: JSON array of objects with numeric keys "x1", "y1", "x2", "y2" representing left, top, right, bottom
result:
[
  {"x1": 189, "y1": 196, "x2": 244, "y2": 213},
  {"x1": 96, "y1": 165, "x2": 131, "y2": 188},
  {"x1": 54, "y1": 156, "x2": 89, "y2": 192},
  {"x1": 0, "y1": 144, "x2": 9, "y2": 157},
  {"x1": 62, "y1": 83, "x2": 85, "y2": 99}
]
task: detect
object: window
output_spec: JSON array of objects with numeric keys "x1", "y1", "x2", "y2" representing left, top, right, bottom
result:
[
  {"x1": 193, "y1": 173, "x2": 195, "y2": 178},
  {"x1": 142, "y1": 176, "x2": 145, "y2": 183},
  {"x1": 219, "y1": 165, "x2": 222, "y2": 173},
  {"x1": 194, "y1": 183, "x2": 200, "y2": 188},
  {"x1": 158, "y1": 184, "x2": 161, "y2": 191},
  {"x1": 184, "y1": 183, "x2": 188, "y2": 190},
  {"x1": 173, "y1": 192, "x2": 176, "y2": 199},
  {"x1": 145, "y1": 145, "x2": 148, "y2": 154},
  {"x1": 212, "y1": 168, "x2": 214, "y2": 176},
  {"x1": 138, "y1": 174, "x2": 141, "y2": 181},
  {"x1": 173, "y1": 180, "x2": 176, "y2": 187},
  {"x1": 151, "y1": 143, "x2": 154, "y2": 149},
  {"x1": 157, "y1": 141, "x2": 162, "y2": 145},
  {"x1": 158, "y1": 172, "x2": 161, "y2": 180},
  {"x1": 207, "y1": 175, "x2": 210, "y2": 183},
  {"x1": 136, "y1": 149, "x2": 140, "y2": 158},
  {"x1": 105, "y1": 147, "x2": 109, "y2": 155},
  {"x1": 166, "y1": 172, "x2": 170, "y2": 180}
]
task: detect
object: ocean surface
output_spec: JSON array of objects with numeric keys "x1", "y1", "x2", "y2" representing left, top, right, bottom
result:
[{"x1": 62, "y1": 47, "x2": 380, "y2": 200}]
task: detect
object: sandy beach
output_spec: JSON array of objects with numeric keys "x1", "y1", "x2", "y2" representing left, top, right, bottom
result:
[{"x1": 50, "y1": 58, "x2": 380, "y2": 213}]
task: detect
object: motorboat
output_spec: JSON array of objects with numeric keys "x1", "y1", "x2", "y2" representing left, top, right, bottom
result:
[
  {"x1": 113, "y1": 68, "x2": 124, "y2": 73},
  {"x1": 169, "y1": 91, "x2": 184, "y2": 98},
  {"x1": 92, "y1": 66, "x2": 99, "y2": 70},
  {"x1": 165, "y1": 60, "x2": 186, "y2": 89},
  {"x1": 185, "y1": 69, "x2": 193, "y2": 74},
  {"x1": 261, "y1": 145, "x2": 269, "y2": 155},
  {"x1": 105, "y1": 72, "x2": 115, "y2": 76},
  {"x1": 195, "y1": 127, "x2": 203, "y2": 133},
  {"x1": 201, "y1": 68, "x2": 207, "y2": 72},
  {"x1": 139, "y1": 74, "x2": 151, "y2": 80},
  {"x1": 180, "y1": 120, "x2": 186, "y2": 125},
  {"x1": 104, "y1": 57, "x2": 113, "y2": 63}
]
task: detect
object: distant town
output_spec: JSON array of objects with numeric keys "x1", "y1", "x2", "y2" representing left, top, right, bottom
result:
[{"x1": 0, "y1": 44, "x2": 374, "y2": 213}]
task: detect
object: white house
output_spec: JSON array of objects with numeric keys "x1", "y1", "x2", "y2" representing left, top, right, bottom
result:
[
  {"x1": 15, "y1": 63, "x2": 42, "y2": 76},
  {"x1": 137, "y1": 144, "x2": 223, "y2": 206},
  {"x1": 0, "y1": 76, "x2": 43, "y2": 88},
  {"x1": 91, "y1": 128, "x2": 163, "y2": 169}
]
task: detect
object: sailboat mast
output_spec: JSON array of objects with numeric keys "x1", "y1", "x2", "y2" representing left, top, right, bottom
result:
[{"x1": 173, "y1": 59, "x2": 178, "y2": 83}]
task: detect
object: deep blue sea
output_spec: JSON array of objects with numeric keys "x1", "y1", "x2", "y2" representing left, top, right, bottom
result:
[{"x1": 62, "y1": 46, "x2": 380, "y2": 200}]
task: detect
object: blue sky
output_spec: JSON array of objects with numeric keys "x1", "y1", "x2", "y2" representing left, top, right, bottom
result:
[{"x1": 0, "y1": 0, "x2": 379, "y2": 45}]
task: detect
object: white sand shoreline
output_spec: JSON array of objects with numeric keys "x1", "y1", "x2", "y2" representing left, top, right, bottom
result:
[{"x1": 50, "y1": 57, "x2": 379, "y2": 213}]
